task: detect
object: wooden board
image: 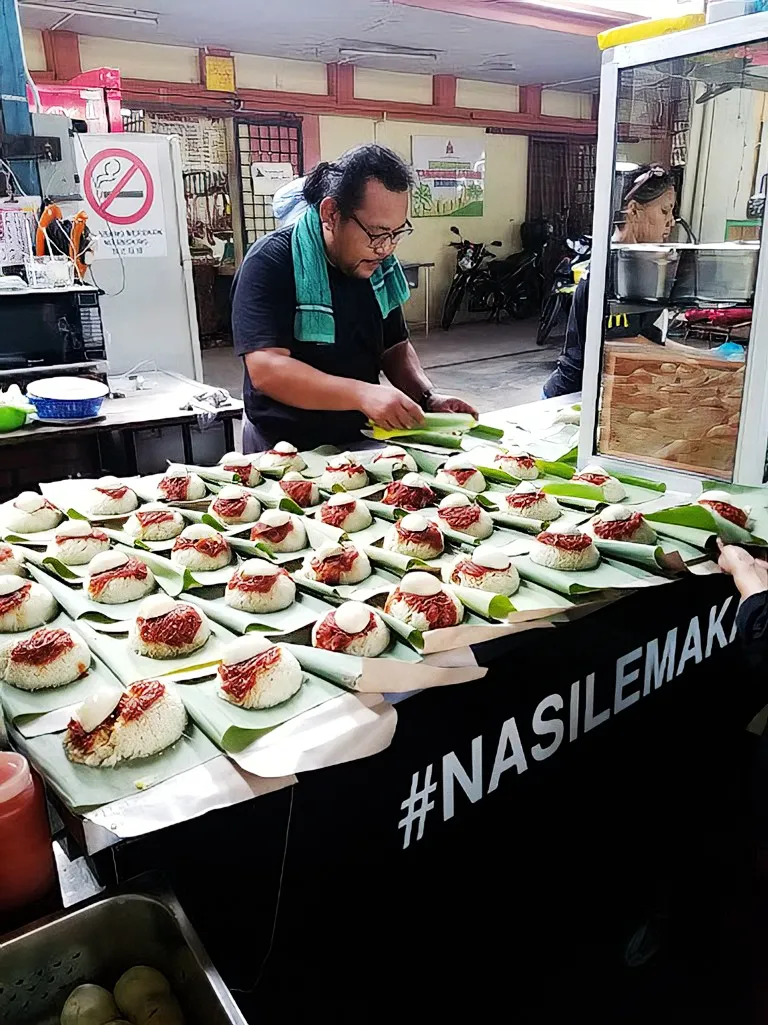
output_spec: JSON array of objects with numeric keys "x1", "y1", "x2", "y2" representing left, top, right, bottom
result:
[{"x1": 596, "y1": 342, "x2": 743, "y2": 479}]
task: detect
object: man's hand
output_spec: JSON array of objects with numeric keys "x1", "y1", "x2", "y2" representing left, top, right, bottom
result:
[
  {"x1": 426, "y1": 392, "x2": 479, "y2": 418},
  {"x1": 357, "y1": 382, "x2": 425, "y2": 431},
  {"x1": 717, "y1": 541, "x2": 756, "y2": 577},
  {"x1": 717, "y1": 540, "x2": 768, "y2": 599}
]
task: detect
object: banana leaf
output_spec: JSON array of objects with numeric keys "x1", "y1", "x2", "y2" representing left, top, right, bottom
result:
[
  {"x1": 73, "y1": 614, "x2": 235, "y2": 684},
  {"x1": 490, "y1": 511, "x2": 548, "y2": 535},
  {"x1": 644, "y1": 503, "x2": 760, "y2": 546},
  {"x1": 284, "y1": 640, "x2": 484, "y2": 693},
  {"x1": 184, "y1": 589, "x2": 332, "y2": 636},
  {"x1": 466, "y1": 423, "x2": 505, "y2": 441},
  {"x1": 701, "y1": 483, "x2": 768, "y2": 544},
  {"x1": 2, "y1": 526, "x2": 62, "y2": 544},
  {"x1": 114, "y1": 543, "x2": 200, "y2": 597},
  {"x1": 367, "y1": 411, "x2": 476, "y2": 437},
  {"x1": 398, "y1": 445, "x2": 451, "y2": 475},
  {"x1": 613, "y1": 473, "x2": 666, "y2": 493},
  {"x1": 0, "y1": 613, "x2": 123, "y2": 737},
  {"x1": 17, "y1": 714, "x2": 219, "y2": 812},
  {"x1": 182, "y1": 463, "x2": 240, "y2": 486},
  {"x1": 450, "y1": 584, "x2": 515, "y2": 622},
  {"x1": 361, "y1": 543, "x2": 433, "y2": 575},
  {"x1": 590, "y1": 538, "x2": 688, "y2": 573},
  {"x1": 510, "y1": 553, "x2": 659, "y2": 596},
  {"x1": 365, "y1": 428, "x2": 464, "y2": 449},
  {"x1": 179, "y1": 669, "x2": 340, "y2": 752},
  {"x1": 292, "y1": 565, "x2": 399, "y2": 604},
  {"x1": 447, "y1": 580, "x2": 574, "y2": 622},
  {"x1": 102, "y1": 527, "x2": 169, "y2": 553},
  {"x1": 358, "y1": 500, "x2": 400, "y2": 523},
  {"x1": 540, "y1": 480, "x2": 604, "y2": 510},
  {"x1": 475, "y1": 465, "x2": 521, "y2": 486},
  {"x1": 535, "y1": 459, "x2": 576, "y2": 480},
  {"x1": 426, "y1": 475, "x2": 498, "y2": 510},
  {"x1": 489, "y1": 505, "x2": 591, "y2": 536},
  {"x1": 299, "y1": 444, "x2": 342, "y2": 479},
  {"x1": 25, "y1": 562, "x2": 157, "y2": 623}
]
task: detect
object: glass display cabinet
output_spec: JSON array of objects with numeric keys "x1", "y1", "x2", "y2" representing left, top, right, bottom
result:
[{"x1": 580, "y1": 15, "x2": 768, "y2": 489}]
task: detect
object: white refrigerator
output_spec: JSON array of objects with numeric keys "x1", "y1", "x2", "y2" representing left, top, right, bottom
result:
[{"x1": 74, "y1": 133, "x2": 202, "y2": 379}]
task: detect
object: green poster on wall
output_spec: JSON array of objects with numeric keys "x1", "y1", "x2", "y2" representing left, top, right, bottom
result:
[{"x1": 411, "y1": 136, "x2": 485, "y2": 218}]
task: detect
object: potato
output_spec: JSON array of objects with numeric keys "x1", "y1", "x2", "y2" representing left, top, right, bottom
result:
[
  {"x1": 61, "y1": 984, "x2": 120, "y2": 1025},
  {"x1": 134, "y1": 995, "x2": 185, "y2": 1025},
  {"x1": 114, "y1": 967, "x2": 170, "y2": 1020}
]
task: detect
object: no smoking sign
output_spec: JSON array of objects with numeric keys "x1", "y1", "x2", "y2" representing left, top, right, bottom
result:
[
  {"x1": 83, "y1": 147, "x2": 155, "y2": 225},
  {"x1": 78, "y1": 138, "x2": 167, "y2": 259}
]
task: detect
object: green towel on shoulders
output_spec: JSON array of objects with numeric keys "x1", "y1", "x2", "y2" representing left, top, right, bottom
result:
[{"x1": 291, "y1": 205, "x2": 410, "y2": 344}]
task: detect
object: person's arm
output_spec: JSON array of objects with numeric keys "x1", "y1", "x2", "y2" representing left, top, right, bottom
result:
[
  {"x1": 382, "y1": 338, "x2": 478, "y2": 417},
  {"x1": 244, "y1": 349, "x2": 422, "y2": 430}
]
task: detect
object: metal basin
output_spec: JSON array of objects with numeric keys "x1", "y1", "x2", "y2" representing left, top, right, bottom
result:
[
  {"x1": 610, "y1": 244, "x2": 681, "y2": 301},
  {"x1": 0, "y1": 888, "x2": 248, "y2": 1025},
  {"x1": 671, "y1": 242, "x2": 759, "y2": 303}
]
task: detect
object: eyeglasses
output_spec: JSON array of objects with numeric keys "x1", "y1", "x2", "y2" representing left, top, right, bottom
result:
[{"x1": 350, "y1": 214, "x2": 414, "y2": 253}]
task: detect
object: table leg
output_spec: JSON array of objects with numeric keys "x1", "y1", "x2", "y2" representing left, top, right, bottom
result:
[
  {"x1": 424, "y1": 266, "x2": 431, "y2": 338},
  {"x1": 223, "y1": 416, "x2": 235, "y2": 452},
  {"x1": 182, "y1": 425, "x2": 194, "y2": 465},
  {"x1": 123, "y1": 430, "x2": 138, "y2": 476}
]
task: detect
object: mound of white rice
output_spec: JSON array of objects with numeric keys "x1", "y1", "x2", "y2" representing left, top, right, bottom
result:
[
  {"x1": 124, "y1": 503, "x2": 185, "y2": 541},
  {"x1": 130, "y1": 594, "x2": 211, "y2": 659},
  {"x1": 383, "y1": 513, "x2": 444, "y2": 560},
  {"x1": 85, "y1": 551, "x2": 155, "y2": 605},
  {"x1": 225, "y1": 559, "x2": 296, "y2": 613},
  {"x1": 1, "y1": 626, "x2": 90, "y2": 690},
  {"x1": 260, "y1": 442, "x2": 307, "y2": 471},
  {"x1": 84, "y1": 476, "x2": 139, "y2": 516},
  {"x1": 48, "y1": 520, "x2": 110, "y2": 566},
  {"x1": 0, "y1": 492, "x2": 62, "y2": 533},
  {"x1": 529, "y1": 525, "x2": 599, "y2": 571},
  {"x1": 217, "y1": 634, "x2": 303, "y2": 709},
  {"x1": 65, "y1": 682, "x2": 186, "y2": 766},
  {"x1": 0, "y1": 576, "x2": 57, "y2": 633},
  {"x1": 171, "y1": 523, "x2": 231, "y2": 571},
  {"x1": 311, "y1": 601, "x2": 390, "y2": 657},
  {"x1": 0, "y1": 542, "x2": 25, "y2": 576}
]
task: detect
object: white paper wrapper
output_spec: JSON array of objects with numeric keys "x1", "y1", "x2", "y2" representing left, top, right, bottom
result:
[
  {"x1": 225, "y1": 691, "x2": 397, "y2": 777},
  {"x1": 79, "y1": 755, "x2": 294, "y2": 853}
]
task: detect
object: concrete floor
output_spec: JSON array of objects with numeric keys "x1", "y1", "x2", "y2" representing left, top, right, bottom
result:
[{"x1": 202, "y1": 319, "x2": 559, "y2": 415}]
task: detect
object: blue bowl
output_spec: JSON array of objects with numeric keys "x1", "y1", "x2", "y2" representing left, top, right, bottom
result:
[
  {"x1": 27, "y1": 395, "x2": 105, "y2": 420},
  {"x1": 26, "y1": 376, "x2": 108, "y2": 421}
]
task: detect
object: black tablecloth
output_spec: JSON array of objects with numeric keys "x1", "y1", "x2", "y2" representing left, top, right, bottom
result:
[{"x1": 95, "y1": 574, "x2": 760, "y2": 1022}]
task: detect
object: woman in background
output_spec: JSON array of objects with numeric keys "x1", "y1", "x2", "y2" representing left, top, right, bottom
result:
[{"x1": 543, "y1": 164, "x2": 677, "y2": 398}]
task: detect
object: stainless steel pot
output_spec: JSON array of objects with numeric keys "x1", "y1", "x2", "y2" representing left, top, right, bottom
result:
[
  {"x1": 671, "y1": 242, "x2": 759, "y2": 303},
  {"x1": 610, "y1": 244, "x2": 681, "y2": 301},
  {"x1": 0, "y1": 885, "x2": 248, "y2": 1025}
]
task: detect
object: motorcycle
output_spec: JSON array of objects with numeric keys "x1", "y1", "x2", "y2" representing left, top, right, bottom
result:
[
  {"x1": 441, "y1": 220, "x2": 551, "y2": 331},
  {"x1": 535, "y1": 233, "x2": 591, "y2": 346}
]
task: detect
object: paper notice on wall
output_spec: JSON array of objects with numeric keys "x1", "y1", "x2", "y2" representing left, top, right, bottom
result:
[
  {"x1": 252, "y1": 161, "x2": 295, "y2": 195},
  {"x1": 77, "y1": 137, "x2": 167, "y2": 259}
]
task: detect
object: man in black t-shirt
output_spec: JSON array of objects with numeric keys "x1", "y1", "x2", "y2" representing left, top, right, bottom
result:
[{"x1": 232, "y1": 145, "x2": 476, "y2": 451}]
